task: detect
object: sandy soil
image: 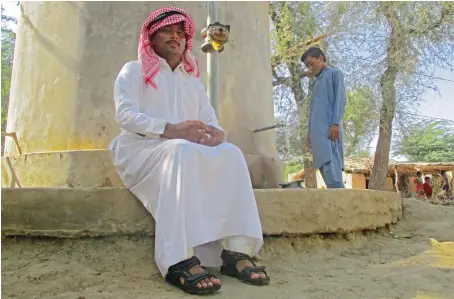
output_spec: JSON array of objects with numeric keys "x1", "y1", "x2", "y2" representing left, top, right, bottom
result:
[{"x1": 2, "y1": 199, "x2": 454, "y2": 299}]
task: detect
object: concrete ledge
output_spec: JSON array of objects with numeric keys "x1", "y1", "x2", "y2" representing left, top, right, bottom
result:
[
  {"x1": 1, "y1": 188, "x2": 402, "y2": 238},
  {"x1": 1, "y1": 150, "x2": 284, "y2": 189}
]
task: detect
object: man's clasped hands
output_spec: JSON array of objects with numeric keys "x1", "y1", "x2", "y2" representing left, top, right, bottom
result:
[{"x1": 161, "y1": 120, "x2": 225, "y2": 147}]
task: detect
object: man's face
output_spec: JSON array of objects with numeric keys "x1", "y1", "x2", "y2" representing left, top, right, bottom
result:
[
  {"x1": 303, "y1": 55, "x2": 324, "y2": 75},
  {"x1": 150, "y1": 22, "x2": 186, "y2": 59}
]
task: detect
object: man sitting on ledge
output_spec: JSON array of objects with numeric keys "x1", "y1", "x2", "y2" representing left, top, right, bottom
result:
[{"x1": 108, "y1": 6, "x2": 270, "y2": 295}]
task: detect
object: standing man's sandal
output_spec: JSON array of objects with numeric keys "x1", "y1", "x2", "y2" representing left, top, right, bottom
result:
[{"x1": 220, "y1": 250, "x2": 270, "y2": 285}]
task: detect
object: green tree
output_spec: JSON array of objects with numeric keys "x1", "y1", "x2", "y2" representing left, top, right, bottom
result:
[
  {"x1": 324, "y1": 2, "x2": 453, "y2": 189},
  {"x1": 333, "y1": 1, "x2": 454, "y2": 189},
  {"x1": 343, "y1": 87, "x2": 378, "y2": 158},
  {"x1": 1, "y1": 5, "x2": 17, "y2": 154},
  {"x1": 394, "y1": 121, "x2": 454, "y2": 162},
  {"x1": 369, "y1": 2, "x2": 453, "y2": 189},
  {"x1": 1, "y1": 5, "x2": 17, "y2": 131}
]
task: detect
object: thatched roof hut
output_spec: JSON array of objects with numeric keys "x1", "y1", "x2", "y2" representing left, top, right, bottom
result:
[
  {"x1": 290, "y1": 158, "x2": 454, "y2": 181},
  {"x1": 343, "y1": 159, "x2": 454, "y2": 177},
  {"x1": 389, "y1": 162, "x2": 454, "y2": 175}
]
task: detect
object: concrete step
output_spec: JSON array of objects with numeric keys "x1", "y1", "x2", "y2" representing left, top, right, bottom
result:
[{"x1": 1, "y1": 188, "x2": 402, "y2": 238}]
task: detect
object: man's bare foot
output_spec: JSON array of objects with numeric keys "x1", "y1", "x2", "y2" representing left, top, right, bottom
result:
[{"x1": 180, "y1": 265, "x2": 221, "y2": 289}]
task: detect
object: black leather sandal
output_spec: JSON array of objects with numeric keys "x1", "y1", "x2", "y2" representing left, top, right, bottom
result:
[
  {"x1": 220, "y1": 250, "x2": 270, "y2": 286},
  {"x1": 166, "y1": 256, "x2": 222, "y2": 295}
]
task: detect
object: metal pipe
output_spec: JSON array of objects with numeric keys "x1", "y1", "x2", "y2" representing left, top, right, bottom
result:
[
  {"x1": 252, "y1": 124, "x2": 285, "y2": 133},
  {"x1": 207, "y1": 1, "x2": 219, "y2": 115}
]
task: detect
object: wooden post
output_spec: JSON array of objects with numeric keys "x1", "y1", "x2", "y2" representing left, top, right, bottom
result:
[{"x1": 394, "y1": 168, "x2": 399, "y2": 194}]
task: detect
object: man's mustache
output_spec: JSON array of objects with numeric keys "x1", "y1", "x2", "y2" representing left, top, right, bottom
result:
[{"x1": 167, "y1": 40, "x2": 180, "y2": 46}]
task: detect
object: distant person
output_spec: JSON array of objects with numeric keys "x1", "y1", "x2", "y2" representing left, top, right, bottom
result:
[
  {"x1": 423, "y1": 176, "x2": 432, "y2": 198},
  {"x1": 440, "y1": 170, "x2": 451, "y2": 192},
  {"x1": 431, "y1": 169, "x2": 445, "y2": 200},
  {"x1": 414, "y1": 171, "x2": 425, "y2": 198},
  {"x1": 451, "y1": 176, "x2": 454, "y2": 197},
  {"x1": 301, "y1": 47, "x2": 346, "y2": 189}
]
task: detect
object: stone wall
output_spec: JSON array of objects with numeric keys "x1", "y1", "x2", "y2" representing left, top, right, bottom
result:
[{"x1": 1, "y1": 188, "x2": 403, "y2": 237}]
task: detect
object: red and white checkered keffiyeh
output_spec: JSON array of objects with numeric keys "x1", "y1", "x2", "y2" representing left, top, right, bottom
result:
[{"x1": 138, "y1": 6, "x2": 200, "y2": 89}]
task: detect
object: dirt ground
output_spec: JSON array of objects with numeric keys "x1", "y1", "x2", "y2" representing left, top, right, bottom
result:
[{"x1": 2, "y1": 198, "x2": 454, "y2": 299}]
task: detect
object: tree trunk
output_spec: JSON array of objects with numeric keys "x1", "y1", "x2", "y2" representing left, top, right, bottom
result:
[
  {"x1": 369, "y1": 64, "x2": 398, "y2": 190},
  {"x1": 289, "y1": 65, "x2": 317, "y2": 188},
  {"x1": 299, "y1": 105, "x2": 317, "y2": 188},
  {"x1": 302, "y1": 139, "x2": 317, "y2": 187},
  {"x1": 369, "y1": 22, "x2": 400, "y2": 190}
]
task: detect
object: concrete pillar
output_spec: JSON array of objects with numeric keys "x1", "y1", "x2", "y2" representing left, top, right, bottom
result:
[{"x1": 2, "y1": 1, "x2": 283, "y2": 188}]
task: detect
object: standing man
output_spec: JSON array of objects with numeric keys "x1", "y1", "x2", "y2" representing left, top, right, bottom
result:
[
  {"x1": 440, "y1": 170, "x2": 451, "y2": 194},
  {"x1": 423, "y1": 176, "x2": 433, "y2": 198},
  {"x1": 414, "y1": 171, "x2": 425, "y2": 198},
  {"x1": 431, "y1": 169, "x2": 445, "y2": 200},
  {"x1": 301, "y1": 47, "x2": 346, "y2": 188},
  {"x1": 109, "y1": 6, "x2": 269, "y2": 295}
]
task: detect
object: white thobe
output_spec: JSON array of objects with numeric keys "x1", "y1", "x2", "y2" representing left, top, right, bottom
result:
[{"x1": 108, "y1": 58, "x2": 264, "y2": 277}]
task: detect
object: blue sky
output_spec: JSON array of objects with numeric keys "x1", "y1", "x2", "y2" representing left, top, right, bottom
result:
[{"x1": 418, "y1": 68, "x2": 454, "y2": 122}]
